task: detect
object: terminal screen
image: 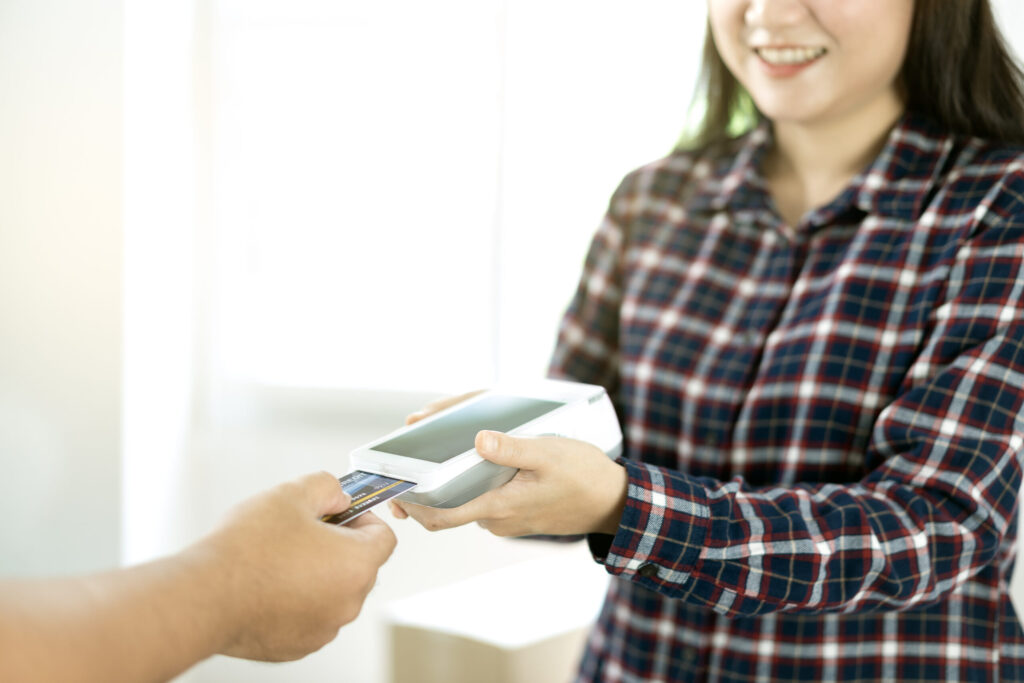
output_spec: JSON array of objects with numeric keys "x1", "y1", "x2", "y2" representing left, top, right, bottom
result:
[{"x1": 375, "y1": 395, "x2": 564, "y2": 463}]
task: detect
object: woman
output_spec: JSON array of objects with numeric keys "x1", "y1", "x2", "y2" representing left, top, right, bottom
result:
[{"x1": 394, "y1": 0, "x2": 1024, "y2": 679}]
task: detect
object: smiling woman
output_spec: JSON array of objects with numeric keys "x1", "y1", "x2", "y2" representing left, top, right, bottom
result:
[
  {"x1": 692, "y1": 0, "x2": 1024, "y2": 149},
  {"x1": 710, "y1": 0, "x2": 913, "y2": 128},
  {"x1": 388, "y1": 1, "x2": 1024, "y2": 681},
  {"x1": 708, "y1": 0, "x2": 916, "y2": 226}
]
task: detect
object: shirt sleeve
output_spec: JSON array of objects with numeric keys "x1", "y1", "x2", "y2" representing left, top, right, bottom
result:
[{"x1": 594, "y1": 207, "x2": 1024, "y2": 618}]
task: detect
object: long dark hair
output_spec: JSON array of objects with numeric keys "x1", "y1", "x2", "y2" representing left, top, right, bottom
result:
[{"x1": 683, "y1": 0, "x2": 1024, "y2": 149}]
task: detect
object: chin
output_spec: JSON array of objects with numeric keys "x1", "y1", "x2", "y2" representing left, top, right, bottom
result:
[{"x1": 750, "y1": 98, "x2": 829, "y2": 128}]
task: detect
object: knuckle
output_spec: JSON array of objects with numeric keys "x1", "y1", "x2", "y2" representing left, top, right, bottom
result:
[
  {"x1": 305, "y1": 630, "x2": 336, "y2": 656},
  {"x1": 313, "y1": 470, "x2": 335, "y2": 484},
  {"x1": 339, "y1": 600, "x2": 363, "y2": 627},
  {"x1": 506, "y1": 437, "x2": 534, "y2": 466},
  {"x1": 492, "y1": 526, "x2": 512, "y2": 537},
  {"x1": 354, "y1": 582, "x2": 374, "y2": 604},
  {"x1": 277, "y1": 481, "x2": 301, "y2": 500},
  {"x1": 321, "y1": 627, "x2": 343, "y2": 650},
  {"x1": 503, "y1": 435, "x2": 520, "y2": 457}
]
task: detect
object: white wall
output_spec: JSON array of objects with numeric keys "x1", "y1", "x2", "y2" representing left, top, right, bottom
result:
[
  {"x1": 993, "y1": 0, "x2": 1024, "y2": 58},
  {"x1": 0, "y1": 0, "x2": 123, "y2": 575}
]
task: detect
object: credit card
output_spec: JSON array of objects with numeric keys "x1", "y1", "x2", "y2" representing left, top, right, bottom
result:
[{"x1": 323, "y1": 470, "x2": 417, "y2": 525}]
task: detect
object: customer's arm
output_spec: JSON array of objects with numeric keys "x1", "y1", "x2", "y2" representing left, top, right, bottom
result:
[{"x1": 0, "y1": 471, "x2": 396, "y2": 682}]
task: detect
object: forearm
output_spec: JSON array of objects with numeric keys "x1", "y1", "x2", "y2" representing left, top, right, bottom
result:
[
  {"x1": 0, "y1": 546, "x2": 235, "y2": 682},
  {"x1": 596, "y1": 453, "x2": 1014, "y2": 618}
]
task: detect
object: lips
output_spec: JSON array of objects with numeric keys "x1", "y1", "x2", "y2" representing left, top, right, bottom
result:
[{"x1": 754, "y1": 46, "x2": 827, "y2": 66}]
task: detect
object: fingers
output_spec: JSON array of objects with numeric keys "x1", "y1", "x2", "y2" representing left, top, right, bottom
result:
[
  {"x1": 345, "y1": 512, "x2": 398, "y2": 561},
  {"x1": 405, "y1": 390, "x2": 485, "y2": 425},
  {"x1": 295, "y1": 471, "x2": 351, "y2": 515},
  {"x1": 393, "y1": 494, "x2": 496, "y2": 532},
  {"x1": 405, "y1": 409, "x2": 432, "y2": 426},
  {"x1": 388, "y1": 500, "x2": 408, "y2": 519},
  {"x1": 475, "y1": 431, "x2": 544, "y2": 470},
  {"x1": 346, "y1": 510, "x2": 388, "y2": 530}
]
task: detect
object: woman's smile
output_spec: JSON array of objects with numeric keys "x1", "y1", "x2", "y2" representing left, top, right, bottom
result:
[{"x1": 753, "y1": 45, "x2": 827, "y2": 76}]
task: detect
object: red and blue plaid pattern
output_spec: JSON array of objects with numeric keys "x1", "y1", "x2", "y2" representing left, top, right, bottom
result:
[{"x1": 550, "y1": 111, "x2": 1024, "y2": 681}]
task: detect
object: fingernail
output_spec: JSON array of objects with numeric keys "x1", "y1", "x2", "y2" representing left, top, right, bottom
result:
[{"x1": 481, "y1": 431, "x2": 498, "y2": 453}]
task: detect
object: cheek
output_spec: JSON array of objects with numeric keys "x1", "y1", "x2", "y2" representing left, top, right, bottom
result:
[
  {"x1": 825, "y1": 2, "x2": 913, "y2": 83},
  {"x1": 706, "y1": 0, "x2": 747, "y2": 64},
  {"x1": 880, "y1": 11, "x2": 914, "y2": 82},
  {"x1": 840, "y1": 24, "x2": 911, "y2": 94}
]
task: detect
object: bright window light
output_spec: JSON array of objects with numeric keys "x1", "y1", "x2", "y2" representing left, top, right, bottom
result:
[{"x1": 209, "y1": 0, "x2": 705, "y2": 394}]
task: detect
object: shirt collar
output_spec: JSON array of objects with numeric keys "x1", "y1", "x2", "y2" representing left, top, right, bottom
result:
[
  {"x1": 693, "y1": 110, "x2": 955, "y2": 228},
  {"x1": 852, "y1": 110, "x2": 955, "y2": 221},
  {"x1": 701, "y1": 122, "x2": 771, "y2": 216}
]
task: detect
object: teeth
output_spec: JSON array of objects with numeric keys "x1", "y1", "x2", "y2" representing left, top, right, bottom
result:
[{"x1": 756, "y1": 46, "x2": 826, "y2": 65}]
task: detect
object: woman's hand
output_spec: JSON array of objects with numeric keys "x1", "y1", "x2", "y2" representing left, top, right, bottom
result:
[
  {"x1": 390, "y1": 430, "x2": 628, "y2": 537},
  {"x1": 404, "y1": 389, "x2": 484, "y2": 425}
]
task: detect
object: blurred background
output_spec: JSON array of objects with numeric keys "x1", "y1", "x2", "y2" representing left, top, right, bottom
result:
[{"x1": 1, "y1": 1, "x2": 1023, "y2": 681}]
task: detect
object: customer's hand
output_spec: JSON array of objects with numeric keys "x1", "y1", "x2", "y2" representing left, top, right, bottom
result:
[{"x1": 193, "y1": 472, "x2": 397, "y2": 662}]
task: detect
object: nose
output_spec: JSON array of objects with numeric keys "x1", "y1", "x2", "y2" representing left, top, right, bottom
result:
[{"x1": 744, "y1": 0, "x2": 808, "y2": 28}]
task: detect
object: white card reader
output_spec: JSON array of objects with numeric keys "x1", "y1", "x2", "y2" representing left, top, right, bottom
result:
[{"x1": 349, "y1": 380, "x2": 622, "y2": 508}]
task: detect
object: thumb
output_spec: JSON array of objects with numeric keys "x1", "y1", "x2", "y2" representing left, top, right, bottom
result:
[
  {"x1": 475, "y1": 431, "x2": 540, "y2": 470},
  {"x1": 297, "y1": 471, "x2": 352, "y2": 516}
]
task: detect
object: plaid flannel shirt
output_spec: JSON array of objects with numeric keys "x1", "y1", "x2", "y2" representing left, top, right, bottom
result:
[{"x1": 549, "y1": 111, "x2": 1024, "y2": 682}]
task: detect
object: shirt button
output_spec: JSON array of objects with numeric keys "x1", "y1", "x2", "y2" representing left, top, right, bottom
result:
[
  {"x1": 705, "y1": 433, "x2": 719, "y2": 448},
  {"x1": 638, "y1": 563, "x2": 659, "y2": 578}
]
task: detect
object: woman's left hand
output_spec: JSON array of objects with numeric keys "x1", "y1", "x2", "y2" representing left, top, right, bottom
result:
[{"x1": 389, "y1": 430, "x2": 628, "y2": 537}]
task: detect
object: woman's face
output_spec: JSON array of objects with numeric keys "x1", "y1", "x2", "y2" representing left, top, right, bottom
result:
[{"x1": 708, "y1": 0, "x2": 915, "y2": 129}]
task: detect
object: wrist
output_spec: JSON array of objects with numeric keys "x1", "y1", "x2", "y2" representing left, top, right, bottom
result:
[
  {"x1": 178, "y1": 535, "x2": 248, "y2": 655},
  {"x1": 594, "y1": 462, "x2": 628, "y2": 535}
]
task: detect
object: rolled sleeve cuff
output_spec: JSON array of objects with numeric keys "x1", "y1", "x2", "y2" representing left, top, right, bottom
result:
[{"x1": 590, "y1": 459, "x2": 711, "y2": 596}]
